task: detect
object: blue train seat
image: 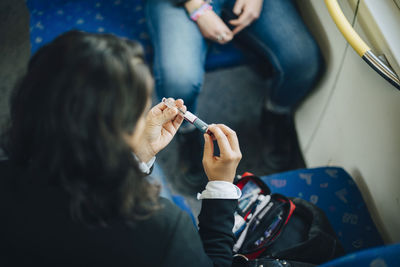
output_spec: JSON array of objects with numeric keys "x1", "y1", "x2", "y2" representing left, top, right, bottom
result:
[
  {"x1": 260, "y1": 167, "x2": 384, "y2": 254},
  {"x1": 320, "y1": 242, "x2": 400, "y2": 267},
  {"x1": 26, "y1": 0, "x2": 246, "y2": 71}
]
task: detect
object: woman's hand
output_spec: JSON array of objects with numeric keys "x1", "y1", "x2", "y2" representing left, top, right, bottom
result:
[
  {"x1": 134, "y1": 99, "x2": 186, "y2": 162},
  {"x1": 229, "y1": 0, "x2": 264, "y2": 35},
  {"x1": 184, "y1": 0, "x2": 233, "y2": 44},
  {"x1": 202, "y1": 124, "x2": 242, "y2": 183},
  {"x1": 196, "y1": 10, "x2": 234, "y2": 44}
]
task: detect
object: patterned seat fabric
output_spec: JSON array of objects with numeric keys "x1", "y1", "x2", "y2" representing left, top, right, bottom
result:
[
  {"x1": 319, "y1": 242, "x2": 400, "y2": 267},
  {"x1": 26, "y1": 0, "x2": 246, "y2": 71},
  {"x1": 260, "y1": 167, "x2": 384, "y2": 254}
]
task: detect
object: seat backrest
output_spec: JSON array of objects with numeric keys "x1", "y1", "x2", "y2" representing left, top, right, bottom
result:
[
  {"x1": 26, "y1": 0, "x2": 246, "y2": 70},
  {"x1": 319, "y1": 242, "x2": 400, "y2": 267},
  {"x1": 26, "y1": 0, "x2": 151, "y2": 55},
  {"x1": 260, "y1": 167, "x2": 384, "y2": 254}
]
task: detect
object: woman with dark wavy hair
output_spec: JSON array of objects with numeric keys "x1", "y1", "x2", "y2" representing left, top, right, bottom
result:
[{"x1": 0, "y1": 31, "x2": 242, "y2": 266}]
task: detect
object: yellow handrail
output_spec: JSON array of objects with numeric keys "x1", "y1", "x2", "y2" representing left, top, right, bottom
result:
[
  {"x1": 324, "y1": 0, "x2": 400, "y2": 90},
  {"x1": 324, "y1": 0, "x2": 370, "y2": 57}
]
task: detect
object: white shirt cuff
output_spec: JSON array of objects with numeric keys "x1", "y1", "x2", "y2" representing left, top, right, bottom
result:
[
  {"x1": 132, "y1": 153, "x2": 156, "y2": 174},
  {"x1": 197, "y1": 181, "x2": 242, "y2": 200}
]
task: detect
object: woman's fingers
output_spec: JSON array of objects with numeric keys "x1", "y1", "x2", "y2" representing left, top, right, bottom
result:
[
  {"x1": 160, "y1": 106, "x2": 178, "y2": 124},
  {"x1": 203, "y1": 133, "x2": 214, "y2": 160},
  {"x1": 216, "y1": 124, "x2": 241, "y2": 153},
  {"x1": 150, "y1": 98, "x2": 186, "y2": 126},
  {"x1": 207, "y1": 124, "x2": 232, "y2": 156},
  {"x1": 233, "y1": 0, "x2": 245, "y2": 16},
  {"x1": 196, "y1": 9, "x2": 233, "y2": 44},
  {"x1": 174, "y1": 98, "x2": 184, "y2": 108},
  {"x1": 221, "y1": 26, "x2": 234, "y2": 42},
  {"x1": 202, "y1": 124, "x2": 242, "y2": 183},
  {"x1": 230, "y1": 1, "x2": 262, "y2": 35},
  {"x1": 230, "y1": 14, "x2": 250, "y2": 35},
  {"x1": 149, "y1": 98, "x2": 174, "y2": 123},
  {"x1": 216, "y1": 24, "x2": 233, "y2": 44},
  {"x1": 172, "y1": 104, "x2": 186, "y2": 129},
  {"x1": 153, "y1": 97, "x2": 172, "y2": 111},
  {"x1": 224, "y1": 30, "x2": 234, "y2": 43},
  {"x1": 215, "y1": 31, "x2": 232, "y2": 44}
]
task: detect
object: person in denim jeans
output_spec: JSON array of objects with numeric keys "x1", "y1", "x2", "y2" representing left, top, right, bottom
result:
[{"x1": 145, "y1": 0, "x2": 324, "y2": 190}]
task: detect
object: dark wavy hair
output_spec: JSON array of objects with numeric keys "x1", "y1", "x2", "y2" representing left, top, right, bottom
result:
[{"x1": 3, "y1": 30, "x2": 160, "y2": 223}]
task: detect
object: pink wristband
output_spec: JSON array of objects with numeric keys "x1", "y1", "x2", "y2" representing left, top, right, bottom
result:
[{"x1": 190, "y1": 3, "x2": 212, "y2": 22}]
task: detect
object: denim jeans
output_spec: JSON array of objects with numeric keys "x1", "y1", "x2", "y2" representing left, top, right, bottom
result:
[{"x1": 145, "y1": 0, "x2": 324, "y2": 113}]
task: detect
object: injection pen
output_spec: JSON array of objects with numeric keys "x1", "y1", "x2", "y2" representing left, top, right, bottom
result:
[{"x1": 162, "y1": 97, "x2": 210, "y2": 134}]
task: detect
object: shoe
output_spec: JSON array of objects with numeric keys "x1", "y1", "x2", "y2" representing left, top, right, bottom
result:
[
  {"x1": 260, "y1": 108, "x2": 295, "y2": 172},
  {"x1": 176, "y1": 130, "x2": 208, "y2": 193}
]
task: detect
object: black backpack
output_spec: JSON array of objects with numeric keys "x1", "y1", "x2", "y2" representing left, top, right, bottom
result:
[{"x1": 232, "y1": 173, "x2": 345, "y2": 267}]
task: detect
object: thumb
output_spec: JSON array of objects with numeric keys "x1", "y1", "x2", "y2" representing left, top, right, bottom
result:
[
  {"x1": 233, "y1": 0, "x2": 245, "y2": 15},
  {"x1": 203, "y1": 133, "x2": 214, "y2": 160}
]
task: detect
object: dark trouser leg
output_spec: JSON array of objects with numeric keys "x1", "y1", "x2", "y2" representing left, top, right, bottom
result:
[{"x1": 223, "y1": 0, "x2": 324, "y2": 170}]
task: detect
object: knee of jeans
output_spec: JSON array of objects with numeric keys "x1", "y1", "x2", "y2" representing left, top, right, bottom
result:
[
  {"x1": 280, "y1": 41, "x2": 325, "y2": 85},
  {"x1": 156, "y1": 69, "x2": 203, "y2": 102}
]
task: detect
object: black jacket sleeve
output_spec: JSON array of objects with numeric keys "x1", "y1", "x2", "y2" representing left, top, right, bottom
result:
[
  {"x1": 162, "y1": 199, "x2": 237, "y2": 267},
  {"x1": 198, "y1": 199, "x2": 238, "y2": 267}
]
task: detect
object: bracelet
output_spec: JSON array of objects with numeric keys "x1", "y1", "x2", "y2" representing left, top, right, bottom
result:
[{"x1": 190, "y1": 3, "x2": 212, "y2": 22}]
